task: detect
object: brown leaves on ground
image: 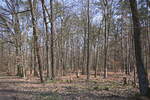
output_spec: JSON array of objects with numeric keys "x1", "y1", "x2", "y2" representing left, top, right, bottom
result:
[{"x1": 0, "y1": 72, "x2": 148, "y2": 100}]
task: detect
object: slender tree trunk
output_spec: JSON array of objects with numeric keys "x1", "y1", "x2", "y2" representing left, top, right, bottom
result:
[
  {"x1": 129, "y1": 0, "x2": 149, "y2": 96},
  {"x1": 120, "y1": 16, "x2": 125, "y2": 72},
  {"x1": 86, "y1": 0, "x2": 90, "y2": 80},
  {"x1": 50, "y1": 0, "x2": 55, "y2": 79},
  {"x1": 30, "y1": 45, "x2": 33, "y2": 75},
  {"x1": 94, "y1": 46, "x2": 98, "y2": 78},
  {"x1": 82, "y1": 22, "x2": 86, "y2": 75},
  {"x1": 29, "y1": 0, "x2": 44, "y2": 83},
  {"x1": 33, "y1": 44, "x2": 38, "y2": 76},
  {"x1": 104, "y1": 9, "x2": 107, "y2": 78},
  {"x1": 40, "y1": 0, "x2": 50, "y2": 78}
]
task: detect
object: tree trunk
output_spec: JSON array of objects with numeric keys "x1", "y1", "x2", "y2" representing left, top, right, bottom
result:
[
  {"x1": 29, "y1": 0, "x2": 44, "y2": 83},
  {"x1": 103, "y1": 0, "x2": 108, "y2": 78},
  {"x1": 86, "y1": 0, "x2": 90, "y2": 80},
  {"x1": 40, "y1": 0, "x2": 50, "y2": 79},
  {"x1": 50, "y1": 0, "x2": 55, "y2": 79},
  {"x1": 94, "y1": 46, "x2": 98, "y2": 78},
  {"x1": 129, "y1": 0, "x2": 149, "y2": 96}
]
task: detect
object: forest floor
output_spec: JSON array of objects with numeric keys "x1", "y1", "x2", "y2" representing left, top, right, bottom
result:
[{"x1": 0, "y1": 72, "x2": 149, "y2": 100}]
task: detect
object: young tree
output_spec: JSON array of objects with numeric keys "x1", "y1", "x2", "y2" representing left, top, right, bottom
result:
[
  {"x1": 86, "y1": 0, "x2": 90, "y2": 80},
  {"x1": 103, "y1": 0, "x2": 108, "y2": 78},
  {"x1": 50, "y1": 0, "x2": 55, "y2": 79}
]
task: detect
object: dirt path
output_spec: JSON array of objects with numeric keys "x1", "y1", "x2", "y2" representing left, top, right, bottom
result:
[{"x1": 0, "y1": 74, "x2": 144, "y2": 100}]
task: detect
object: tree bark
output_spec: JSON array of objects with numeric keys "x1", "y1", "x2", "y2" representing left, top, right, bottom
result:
[
  {"x1": 86, "y1": 0, "x2": 90, "y2": 80},
  {"x1": 40, "y1": 0, "x2": 50, "y2": 78},
  {"x1": 50, "y1": 0, "x2": 55, "y2": 79},
  {"x1": 29, "y1": 0, "x2": 44, "y2": 83},
  {"x1": 129, "y1": 0, "x2": 149, "y2": 96},
  {"x1": 103, "y1": 0, "x2": 108, "y2": 78}
]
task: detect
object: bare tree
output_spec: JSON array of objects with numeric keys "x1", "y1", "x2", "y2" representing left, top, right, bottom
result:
[
  {"x1": 40, "y1": 0, "x2": 50, "y2": 78},
  {"x1": 50, "y1": 0, "x2": 55, "y2": 79},
  {"x1": 86, "y1": 0, "x2": 90, "y2": 80},
  {"x1": 28, "y1": 0, "x2": 44, "y2": 83}
]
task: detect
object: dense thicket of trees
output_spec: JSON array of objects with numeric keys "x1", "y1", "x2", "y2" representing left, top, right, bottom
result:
[{"x1": 0, "y1": 0, "x2": 149, "y2": 96}]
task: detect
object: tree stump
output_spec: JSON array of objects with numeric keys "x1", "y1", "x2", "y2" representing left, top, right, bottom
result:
[{"x1": 123, "y1": 77, "x2": 127, "y2": 85}]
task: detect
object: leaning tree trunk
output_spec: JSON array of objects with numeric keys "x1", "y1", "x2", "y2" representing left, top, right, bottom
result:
[
  {"x1": 29, "y1": 0, "x2": 44, "y2": 83},
  {"x1": 40, "y1": 0, "x2": 50, "y2": 78},
  {"x1": 129, "y1": 0, "x2": 149, "y2": 96}
]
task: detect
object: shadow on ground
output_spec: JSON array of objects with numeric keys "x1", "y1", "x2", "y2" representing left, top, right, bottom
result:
[{"x1": 0, "y1": 75, "x2": 143, "y2": 100}]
